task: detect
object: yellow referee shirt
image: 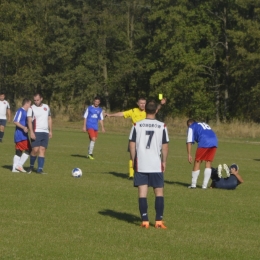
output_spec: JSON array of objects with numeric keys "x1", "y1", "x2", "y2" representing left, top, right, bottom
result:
[{"x1": 123, "y1": 108, "x2": 146, "y2": 124}]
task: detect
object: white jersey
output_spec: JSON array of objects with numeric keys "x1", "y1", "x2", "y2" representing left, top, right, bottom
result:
[
  {"x1": 27, "y1": 104, "x2": 51, "y2": 133},
  {"x1": 129, "y1": 118, "x2": 169, "y2": 173},
  {"x1": 0, "y1": 100, "x2": 10, "y2": 119}
]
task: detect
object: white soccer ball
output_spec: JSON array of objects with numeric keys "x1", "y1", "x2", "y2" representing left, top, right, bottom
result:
[{"x1": 72, "y1": 168, "x2": 82, "y2": 178}]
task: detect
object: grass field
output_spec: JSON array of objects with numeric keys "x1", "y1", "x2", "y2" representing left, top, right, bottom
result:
[{"x1": 1, "y1": 122, "x2": 260, "y2": 260}]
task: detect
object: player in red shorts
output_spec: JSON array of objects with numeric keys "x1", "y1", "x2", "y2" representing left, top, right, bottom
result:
[
  {"x1": 186, "y1": 119, "x2": 218, "y2": 189},
  {"x1": 12, "y1": 98, "x2": 32, "y2": 172}
]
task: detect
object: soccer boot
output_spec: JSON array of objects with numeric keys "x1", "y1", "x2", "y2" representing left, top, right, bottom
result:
[
  {"x1": 36, "y1": 170, "x2": 47, "y2": 174},
  {"x1": 140, "y1": 221, "x2": 149, "y2": 229},
  {"x1": 188, "y1": 185, "x2": 196, "y2": 189},
  {"x1": 87, "y1": 154, "x2": 94, "y2": 160},
  {"x1": 223, "y1": 164, "x2": 230, "y2": 177},
  {"x1": 217, "y1": 164, "x2": 222, "y2": 178},
  {"x1": 155, "y1": 221, "x2": 167, "y2": 229},
  {"x1": 16, "y1": 165, "x2": 27, "y2": 173}
]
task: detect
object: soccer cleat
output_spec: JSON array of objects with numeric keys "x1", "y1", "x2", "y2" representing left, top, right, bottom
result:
[
  {"x1": 140, "y1": 221, "x2": 149, "y2": 228},
  {"x1": 155, "y1": 221, "x2": 167, "y2": 229},
  {"x1": 223, "y1": 164, "x2": 230, "y2": 177},
  {"x1": 16, "y1": 166, "x2": 27, "y2": 173},
  {"x1": 202, "y1": 186, "x2": 207, "y2": 189},
  {"x1": 12, "y1": 169, "x2": 19, "y2": 172},
  {"x1": 28, "y1": 167, "x2": 34, "y2": 174},
  {"x1": 188, "y1": 185, "x2": 196, "y2": 189},
  {"x1": 87, "y1": 154, "x2": 94, "y2": 160},
  {"x1": 217, "y1": 164, "x2": 222, "y2": 178}
]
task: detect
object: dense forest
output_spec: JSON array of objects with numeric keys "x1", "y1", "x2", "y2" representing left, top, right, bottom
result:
[{"x1": 0, "y1": 0, "x2": 260, "y2": 122}]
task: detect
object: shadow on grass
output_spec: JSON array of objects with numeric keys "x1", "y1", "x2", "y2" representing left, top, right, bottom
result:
[
  {"x1": 99, "y1": 209, "x2": 140, "y2": 226},
  {"x1": 104, "y1": 171, "x2": 129, "y2": 180},
  {"x1": 2, "y1": 165, "x2": 12, "y2": 171},
  {"x1": 71, "y1": 154, "x2": 87, "y2": 158},
  {"x1": 253, "y1": 159, "x2": 260, "y2": 161},
  {"x1": 164, "y1": 180, "x2": 189, "y2": 187}
]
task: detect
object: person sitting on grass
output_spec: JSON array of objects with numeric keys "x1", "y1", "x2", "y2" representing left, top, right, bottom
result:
[{"x1": 210, "y1": 163, "x2": 244, "y2": 189}]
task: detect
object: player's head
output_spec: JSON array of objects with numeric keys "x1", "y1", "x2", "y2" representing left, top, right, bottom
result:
[
  {"x1": 22, "y1": 98, "x2": 32, "y2": 110},
  {"x1": 0, "y1": 91, "x2": 5, "y2": 101},
  {"x1": 230, "y1": 164, "x2": 239, "y2": 171},
  {"x1": 187, "y1": 118, "x2": 196, "y2": 127},
  {"x1": 145, "y1": 100, "x2": 158, "y2": 115},
  {"x1": 33, "y1": 93, "x2": 43, "y2": 107},
  {"x1": 137, "y1": 97, "x2": 146, "y2": 111},
  {"x1": 93, "y1": 96, "x2": 101, "y2": 107}
]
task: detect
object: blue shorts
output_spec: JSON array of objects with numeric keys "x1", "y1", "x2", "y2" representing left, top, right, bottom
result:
[
  {"x1": 31, "y1": 132, "x2": 49, "y2": 148},
  {"x1": 134, "y1": 172, "x2": 164, "y2": 188},
  {"x1": 0, "y1": 119, "x2": 7, "y2": 126}
]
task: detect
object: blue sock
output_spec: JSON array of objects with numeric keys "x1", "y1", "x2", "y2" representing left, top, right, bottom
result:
[
  {"x1": 0, "y1": 131, "x2": 4, "y2": 139},
  {"x1": 139, "y1": 198, "x2": 148, "y2": 221},
  {"x1": 37, "y1": 157, "x2": 45, "y2": 172},
  {"x1": 155, "y1": 196, "x2": 164, "y2": 221},
  {"x1": 30, "y1": 155, "x2": 37, "y2": 168}
]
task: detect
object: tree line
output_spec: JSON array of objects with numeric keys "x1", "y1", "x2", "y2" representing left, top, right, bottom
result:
[{"x1": 0, "y1": 0, "x2": 260, "y2": 122}]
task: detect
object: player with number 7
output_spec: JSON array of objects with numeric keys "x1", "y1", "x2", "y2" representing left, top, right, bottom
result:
[{"x1": 186, "y1": 119, "x2": 218, "y2": 189}]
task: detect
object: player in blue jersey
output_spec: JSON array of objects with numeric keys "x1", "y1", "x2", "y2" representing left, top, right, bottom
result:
[
  {"x1": 83, "y1": 96, "x2": 105, "y2": 159},
  {"x1": 210, "y1": 163, "x2": 244, "y2": 189},
  {"x1": 12, "y1": 98, "x2": 32, "y2": 172},
  {"x1": 186, "y1": 119, "x2": 218, "y2": 189}
]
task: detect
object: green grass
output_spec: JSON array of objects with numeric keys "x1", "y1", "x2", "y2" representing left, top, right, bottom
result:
[{"x1": 1, "y1": 123, "x2": 260, "y2": 259}]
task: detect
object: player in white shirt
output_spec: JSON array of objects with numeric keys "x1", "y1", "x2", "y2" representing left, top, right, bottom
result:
[
  {"x1": 0, "y1": 92, "x2": 11, "y2": 142},
  {"x1": 27, "y1": 93, "x2": 52, "y2": 174},
  {"x1": 129, "y1": 100, "x2": 169, "y2": 229}
]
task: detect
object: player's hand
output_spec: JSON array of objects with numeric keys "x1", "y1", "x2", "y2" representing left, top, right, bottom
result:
[
  {"x1": 160, "y1": 98, "x2": 166, "y2": 105},
  {"x1": 82, "y1": 127, "x2": 87, "y2": 132},
  {"x1": 162, "y1": 162, "x2": 166, "y2": 172},
  {"x1": 104, "y1": 113, "x2": 109, "y2": 118},
  {"x1": 102, "y1": 128, "x2": 105, "y2": 133},
  {"x1": 188, "y1": 155, "x2": 192, "y2": 164},
  {"x1": 30, "y1": 132, "x2": 36, "y2": 140},
  {"x1": 49, "y1": 131, "x2": 52, "y2": 138},
  {"x1": 23, "y1": 127, "x2": 28, "y2": 133}
]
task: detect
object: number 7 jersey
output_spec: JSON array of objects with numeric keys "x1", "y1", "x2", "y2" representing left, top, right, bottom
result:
[{"x1": 129, "y1": 118, "x2": 169, "y2": 173}]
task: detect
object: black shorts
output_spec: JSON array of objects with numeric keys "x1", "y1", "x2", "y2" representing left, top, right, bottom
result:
[
  {"x1": 31, "y1": 132, "x2": 49, "y2": 148},
  {"x1": 134, "y1": 172, "x2": 164, "y2": 188},
  {"x1": 0, "y1": 119, "x2": 7, "y2": 126}
]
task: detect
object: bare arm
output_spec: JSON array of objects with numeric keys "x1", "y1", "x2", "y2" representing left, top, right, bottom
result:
[
  {"x1": 7, "y1": 108, "x2": 11, "y2": 122},
  {"x1": 13, "y1": 121, "x2": 28, "y2": 133},
  {"x1": 105, "y1": 111, "x2": 124, "y2": 117},
  {"x1": 161, "y1": 143, "x2": 168, "y2": 172},
  {"x1": 27, "y1": 117, "x2": 36, "y2": 140},
  {"x1": 187, "y1": 143, "x2": 192, "y2": 163},
  {"x1": 99, "y1": 120, "x2": 105, "y2": 133},
  {"x1": 83, "y1": 118, "x2": 87, "y2": 132},
  {"x1": 48, "y1": 116, "x2": 52, "y2": 138},
  {"x1": 157, "y1": 98, "x2": 167, "y2": 110},
  {"x1": 231, "y1": 168, "x2": 244, "y2": 184}
]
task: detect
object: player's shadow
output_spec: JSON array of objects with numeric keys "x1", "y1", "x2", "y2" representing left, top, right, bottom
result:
[
  {"x1": 99, "y1": 209, "x2": 140, "y2": 226},
  {"x1": 2, "y1": 165, "x2": 12, "y2": 171},
  {"x1": 71, "y1": 154, "x2": 87, "y2": 158},
  {"x1": 105, "y1": 171, "x2": 129, "y2": 180},
  {"x1": 253, "y1": 159, "x2": 260, "y2": 161},
  {"x1": 164, "y1": 180, "x2": 190, "y2": 187}
]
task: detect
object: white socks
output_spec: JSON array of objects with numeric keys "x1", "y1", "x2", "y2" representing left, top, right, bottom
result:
[
  {"x1": 88, "y1": 141, "x2": 95, "y2": 155},
  {"x1": 18, "y1": 153, "x2": 29, "y2": 167},
  {"x1": 12, "y1": 155, "x2": 20, "y2": 171},
  {"x1": 191, "y1": 170, "x2": 200, "y2": 187},
  {"x1": 202, "y1": 168, "x2": 212, "y2": 189}
]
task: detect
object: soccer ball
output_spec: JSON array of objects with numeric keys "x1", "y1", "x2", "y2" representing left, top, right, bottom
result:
[{"x1": 72, "y1": 168, "x2": 82, "y2": 178}]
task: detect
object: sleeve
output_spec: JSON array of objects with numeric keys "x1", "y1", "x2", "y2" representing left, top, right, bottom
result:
[
  {"x1": 186, "y1": 127, "x2": 194, "y2": 143},
  {"x1": 99, "y1": 109, "x2": 104, "y2": 120},
  {"x1": 123, "y1": 109, "x2": 133, "y2": 119},
  {"x1": 13, "y1": 110, "x2": 21, "y2": 123},
  {"x1": 83, "y1": 108, "x2": 89, "y2": 119},
  {"x1": 27, "y1": 107, "x2": 33, "y2": 117},
  {"x1": 48, "y1": 106, "x2": 51, "y2": 116},
  {"x1": 7, "y1": 101, "x2": 10, "y2": 109},
  {"x1": 162, "y1": 126, "x2": 169, "y2": 144},
  {"x1": 129, "y1": 125, "x2": 136, "y2": 142}
]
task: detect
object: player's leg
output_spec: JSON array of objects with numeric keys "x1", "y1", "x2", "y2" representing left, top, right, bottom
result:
[
  {"x1": 87, "y1": 129, "x2": 96, "y2": 159},
  {"x1": 16, "y1": 140, "x2": 31, "y2": 172},
  {"x1": 151, "y1": 172, "x2": 166, "y2": 229},
  {"x1": 12, "y1": 148, "x2": 22, "y2": 172},
  {"x1": 202, "y1": 148, "x2": 217, "y2": 189},
  {"x1": 0, "y1": 120, "x2": 6, "y2": 142},
  {"x1": 36, "y1": 133, "x2": 49, "y2": 173},
  {"x1": 128, "y1": 142, "x2": 134, "y2": 179},
  {"x1": 188, "y1": 158, "x2": 201, "y2": 188},
  {"x1": 135, "y1": 172, "x2": 149, "y2": 228}
]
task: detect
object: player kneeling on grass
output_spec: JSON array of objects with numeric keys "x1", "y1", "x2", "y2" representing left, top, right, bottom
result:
[
  {"x1": 129, "y1": 100, "x2": 169, "y2": 229},
  {"x1": 12, "y1": 98, "x2": 32, "y2": 173},
  {"x1": 210, "y1": 163, "x2": 244, "y2": 189}
]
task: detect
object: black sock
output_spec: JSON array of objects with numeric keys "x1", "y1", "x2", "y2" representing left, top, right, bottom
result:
[
  {"x1": 0, "y1": 131, "x2": 4, "y2": 139},
  {"x1": 139, "y1": 198, "x2": 148, "y2": 221},
  {"x1": 155, "y1": 196, "x2": 164, "y2": 221}
]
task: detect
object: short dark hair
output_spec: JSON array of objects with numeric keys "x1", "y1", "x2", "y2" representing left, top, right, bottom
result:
[
  {"x1": 34, "y1": 92, "x2": 43, "y2": 98},
  {"x1": 187, "y1": 118, "x2": 196, "y2": 126},
  {"x1": 0, "y1": 91, "x2": 5, "y2": 95},
  {"x1": 94, "y1": 96, "x2": 101, "y2": 101},
  {"x1": 145, "y1": 100, "x2": 158, "y2": 114},
  {"x1": 138, "y1": 97, "x2": 146, "y2": 101},
  {"x1": 22, "y1": 98, "x2": 31, "y2": 106}
]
